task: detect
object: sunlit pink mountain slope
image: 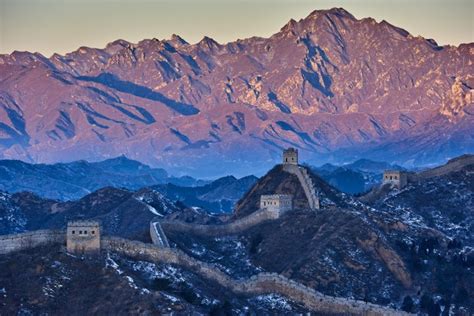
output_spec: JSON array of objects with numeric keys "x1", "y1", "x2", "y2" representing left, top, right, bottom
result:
[{"x1": 0, "y1": 8, "x2": 473, "y2": 177}]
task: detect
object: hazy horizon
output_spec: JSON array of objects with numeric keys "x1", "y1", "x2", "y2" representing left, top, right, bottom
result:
[{"x1": 1, "y1": 0, "x2": 473, "y2": 57}]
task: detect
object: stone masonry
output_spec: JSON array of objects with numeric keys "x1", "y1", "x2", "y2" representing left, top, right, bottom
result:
[
  {"x1": 283, "y1": 147, "x2": 298, "y2": 165},
  {"x1": 0, "y1": 230, "x2": 65, "y2": 255},
  {"x1": 102, "y1": 236, "x2": 410, "y2": 316},
  {"x1": 259, "y1": 194, "x2": 292, "y2": 217},
  {"x1": 150, "y1": 221, "x2": 170, "y2": 248},
  {"x1": 383, "y1": 170, "x2": 407, "y2": 189},
  {"x1": 282, "y1": 164, "x2": 320, "y2": 210},
  {"x1": 67, "y1": 220, "x2": 101, "y2": 254}
]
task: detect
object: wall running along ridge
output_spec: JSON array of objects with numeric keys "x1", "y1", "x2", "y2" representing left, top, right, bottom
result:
[
  {"x1": 413, "y1": 155, "x2": 474, "y2": 180},
  {"x1": 282, "y1": 164, "x2": 320, "y2": 210},
  {"x1": 0, "y1": 231, "x2": 410, "y2": 314},
  {"x1": 157, "y1": 208, "x2": 279, "y2": 239},
  {"x1": 149, "y1": 221, "x2": 170, "y2": 247},
  {"x1": 102, "y1": 237, "x2": 410, "y2": 316},
  {"x1": 0, "y1": 230, "x2": 65, "y2": 254},
  {"x1": 151, "y1": 165, "x2": 322, "y2": 246}
]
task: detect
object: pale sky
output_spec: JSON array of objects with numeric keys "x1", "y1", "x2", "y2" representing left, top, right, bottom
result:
[{"x1": 0, "y1": 0, "x2": 473, "y2": 57}]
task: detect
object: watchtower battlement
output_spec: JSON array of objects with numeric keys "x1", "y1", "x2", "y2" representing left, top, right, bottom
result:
[
  {"x1": 67, "y1": 220, "x2": 101, "y2": 254},
  {"x1": 283, "y1": 148, "x2": 298, "y2": 165},
  {"x1": 383, "y1": 170, "x2": 407, "y2": 189},
  {"x1": 260, "y1": 194, "x2": 293, "y2": 217}
]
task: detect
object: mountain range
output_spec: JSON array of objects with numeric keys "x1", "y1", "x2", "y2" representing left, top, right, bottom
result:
[
  {"x1": 0, "y1": 156, "x2": 209, "y2": 200},
  {"x1": 0, "y1": 154, "x2": 404, "y2": 203},
  {"x1": 0, "y1": 7, "x2": 472, "y2": 177}
]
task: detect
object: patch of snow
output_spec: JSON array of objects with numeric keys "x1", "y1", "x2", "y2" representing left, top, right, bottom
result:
[
  {"x1": 125, "y1": 275, "x2": 138, "y2": 289},
  {"x1": 253, "y1": 293, "x2": 292, "y2": 310},
  {"x1": 162, "y1": 293, "x2": 180, "y2": 303},
  {"x1": 51, "y1": 261, "x2": 61, "y2": 269},
  {"x1": 105, "y1": 253, "x2": 123, "y2": 275}
]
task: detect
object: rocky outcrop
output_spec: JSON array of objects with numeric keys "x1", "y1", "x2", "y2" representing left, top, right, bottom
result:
[{"x1": 440, "y1": 76, "x2": 474, "y2": 119}]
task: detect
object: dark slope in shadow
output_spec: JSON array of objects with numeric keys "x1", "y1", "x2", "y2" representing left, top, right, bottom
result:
[{"x1": 77, "y1": 73, "x2": 199, "y2": 116}]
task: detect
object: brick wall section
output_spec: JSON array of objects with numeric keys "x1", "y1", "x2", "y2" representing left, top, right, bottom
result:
[
  {"x1": 412, "y1": 155, "x2": 474, "y2": 181},
  {"x1": 102, "y1": 237, "x2": 410, "y2": 316},
  {"x1": 0, "y1": 230, "x2": 65, "y2": 255},
  {"x1": 159, "y1": 208, "x2": 279, "y2": 237},
  {"x1": 282, "y1": 164, "x2": 320, "y2": 210},
  {"x1": 149, "y1": 221, "x2": 170, "y2": 247}
]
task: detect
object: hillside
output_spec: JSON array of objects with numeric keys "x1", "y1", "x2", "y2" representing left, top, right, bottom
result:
[
  {"x1": 0, "y1": 245, "x2": 307, "y2": 314},
  {"x1": 153, "y1": 175, "x2": 258, "y2": 213},
  {"x1": 234, "y1": 164, "x2": 345, "y2": 218},
  {"x1": 0, "y1": 8, "x2": 472, "y2": 177},
  {"x1": 362, "y1": 154, "x2": 474, "y2": 244},
  {"x1": 164, "y1": 160, "x2": 473, "y2": 314},
  {"x1": 0, "y1": 187, "x2": 183, "y2": 240}
]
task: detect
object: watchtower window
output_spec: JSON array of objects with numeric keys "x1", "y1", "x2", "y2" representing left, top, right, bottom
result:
[
  {"x1": 79, "y1": 230, "x2": 82, "y2": 234},
  {"x1": 72, "y1": 230, "x2": 75, "y2": 234},
  {"x1": 84, "y1": 230, "x2": 88, "y2": 235},
  {"x1": 92, "y1": 231, "x2": 95, "y2": 235}
]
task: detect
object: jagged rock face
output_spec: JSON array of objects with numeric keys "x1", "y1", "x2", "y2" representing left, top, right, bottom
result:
[{"x1": 0, "y1": 8, "x2": 473, "y2": 177}]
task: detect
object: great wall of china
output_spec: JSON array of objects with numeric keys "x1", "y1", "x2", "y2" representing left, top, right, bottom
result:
[
  {"x1": 0, "y1": 230, "x2": 408, "y2": 315},
  {"x1": 0, "y1": 230, "x2": 65, "y2": 254},
  {"x1": 0, "y1": 149, "x2": 417, "y2": 315},
  {"x1": 149, "y1": 164, "x2": 320, "y2": 246},
  {"x1": 282, "y1": 164, "x2": 320, "y2": 210},
  {"x1": 154, "y1": 207, "x2": 280, "y2": 243},
  {"x1": 414, "y1": 154, "x2": 474, "y2": 180}
]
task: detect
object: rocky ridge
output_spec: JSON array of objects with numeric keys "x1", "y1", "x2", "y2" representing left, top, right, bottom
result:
[{"x1": 0, "y1": 8, "x2": 472, "y2": 177}]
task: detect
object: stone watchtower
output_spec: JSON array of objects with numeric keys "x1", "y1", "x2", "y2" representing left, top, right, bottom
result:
[
  {"x1": 67, "y1": 220, "x2": 101, "y2": 254},
  {"x1": 383, "y1": 170, "x2": 407, "y2": 189},
  {"x1": 283, "y1": 148, "x2": 298, "y2": 165},
  {"x1": 260, "y1": 194, "x2": 293, "y2": 217}
]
